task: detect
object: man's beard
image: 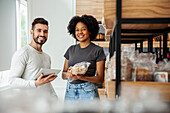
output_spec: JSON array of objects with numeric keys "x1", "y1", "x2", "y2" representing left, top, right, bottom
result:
[{"x1": 33, "y1": 33, "x2": 47, "y2": 45}]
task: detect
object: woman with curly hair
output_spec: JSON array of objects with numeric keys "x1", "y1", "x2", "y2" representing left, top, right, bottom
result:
[{"x1": 62, "y1": 15, "x2": 106, "y2": 103}]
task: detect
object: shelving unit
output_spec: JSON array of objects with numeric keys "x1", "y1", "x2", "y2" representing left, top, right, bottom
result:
[
  {"x1": 76, "y1": 0, "x2": 170, "y2": 102},
  {"x1": 108, "y1": 0, "x2": 170, "y2": 100}
]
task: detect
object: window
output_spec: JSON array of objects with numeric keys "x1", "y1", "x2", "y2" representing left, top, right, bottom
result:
[{"x1": 16, "y1": 0, "x2": 28, "y2": 50}]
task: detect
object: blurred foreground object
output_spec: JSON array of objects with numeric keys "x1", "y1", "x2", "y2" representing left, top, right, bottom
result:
[{"x1": 0, "y1": 86, "x2": 169, "y2": 113}]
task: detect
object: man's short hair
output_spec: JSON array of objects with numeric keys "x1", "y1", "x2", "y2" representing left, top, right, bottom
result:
[{"x1": 32, "y1": 18, "x2": 48, "y2": 30}]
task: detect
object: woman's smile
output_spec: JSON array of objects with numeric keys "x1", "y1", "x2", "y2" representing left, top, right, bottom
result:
[{"x1": 75, "y1": 22, "x2": 90, "y2": 42}]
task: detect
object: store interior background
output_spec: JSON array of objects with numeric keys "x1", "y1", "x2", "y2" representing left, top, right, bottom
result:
[{"x1": 0, "y1": 0, "x2": 170, "y2": 112}]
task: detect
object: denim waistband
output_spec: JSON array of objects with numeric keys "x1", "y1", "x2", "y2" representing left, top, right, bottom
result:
[{"x1": 66, "y1": 81, "x2": 98, "y2": 90}]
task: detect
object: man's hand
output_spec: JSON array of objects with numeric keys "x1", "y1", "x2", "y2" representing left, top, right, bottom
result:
[{"x1": 35, "y1": 73, "x2": 57, "y2": 87}]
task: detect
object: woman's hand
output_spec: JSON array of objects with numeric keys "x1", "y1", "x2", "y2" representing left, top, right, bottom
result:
[
  {"x1": 35, "y1": 73, "x2": 57, "y2": 87},
  {"x1": 67, "y1": 66, "x2": 85, "y2": 79},
  {"x1": 67, "y1": 68, "x2": 78, "y2": 80},
  {"x1": 74, "y1": 74, "x2": 84, "y2": 79},
  {"x1": 68, "y1": 66, "x2": 73, "y2": 72}
]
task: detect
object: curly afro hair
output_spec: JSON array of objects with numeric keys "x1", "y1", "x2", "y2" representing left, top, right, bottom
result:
[{"x1": 67, "y1": 15, "x2": 99, "y2": 41}]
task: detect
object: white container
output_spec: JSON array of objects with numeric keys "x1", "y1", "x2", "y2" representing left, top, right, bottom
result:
[{"x1": 154, "y1": 72, "x2": 168, "y2": 82}]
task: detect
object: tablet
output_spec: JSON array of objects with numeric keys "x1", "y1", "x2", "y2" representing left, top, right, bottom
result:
[{"x1": 37, "y1": 69, "x2": 61, "y2": 78}]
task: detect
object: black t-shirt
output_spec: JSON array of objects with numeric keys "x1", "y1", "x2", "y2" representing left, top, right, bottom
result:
[{"x1": 64, "y1": 43, "x2": 106, "y2": 84}]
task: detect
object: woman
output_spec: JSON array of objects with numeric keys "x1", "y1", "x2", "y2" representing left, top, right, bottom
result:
[{"x1": 62, "y1": 15, "x2": 106, "y2": 103}]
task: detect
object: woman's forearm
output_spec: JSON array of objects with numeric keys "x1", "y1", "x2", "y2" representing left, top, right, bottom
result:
[{"x1": 78, "y1": 75, "x2": 104, "y2": 84}]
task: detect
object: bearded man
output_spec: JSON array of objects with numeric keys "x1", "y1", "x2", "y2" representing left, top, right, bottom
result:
[{"x1": 8, "y1": 18, "x2": 58, "y2": 98}]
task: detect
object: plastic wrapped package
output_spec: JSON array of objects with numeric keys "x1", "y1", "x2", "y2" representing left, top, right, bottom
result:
[
  {"x1": 128, "y1": 50, "x2": 139, "y2": 63},
  {"x1": 106, "y1": 56, "x2": 116, "y2": 80},
  {"x1": 122, "y1": 57, "x2": 133, "y2": 81},
  {"x1": 132, "y1": 68, "x2": 153, "y2": 81},
  {"x1": 132, "y1": 53, "x2": 156, "y2": 81},
  {"x1": 106, "y1": 50, "x2": 156, "y2": 81},
  {"x1": 121, "y1": 45, "x2": 135, "y2": 53},
  {"x1": 68, "y1": 61, "x2": 91, "y2": 82},
  {"x1": 106, "y1": 52, "x2": 132, "y2": 81},
  {"x1": 155, "y1": 59, "x2": 170, "y2": 82},
  {"x1": 71, "y1": 61, "x2": 91, "y2": 75}
]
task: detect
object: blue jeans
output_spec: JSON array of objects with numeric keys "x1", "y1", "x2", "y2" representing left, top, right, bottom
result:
[{"x1": 65, "y1": 81, "x2": 99, "y2": 104}]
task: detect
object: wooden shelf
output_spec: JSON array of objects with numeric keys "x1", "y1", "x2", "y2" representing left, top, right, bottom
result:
[
  {"x1": 106, "y1": 81, "x2": 170, "y2": 102},
  {"x1": 76, "y1": 0, "x2": 104, "y2": 22},
  {"x1": 104, "y1": 0, "x2": 170, "y2": 29},
  {"x1": 91, "y1": 41, "x2": 109, "y2": 47},
  {"x1": 77, "y1": 41, "x2": 110, "y2": 48},
  {"x1": 137, "y1": 41, "x2": 170, "y2": 48},
  {"x1": 92, "y1": 41, "x2": 170, "y2": 48}
]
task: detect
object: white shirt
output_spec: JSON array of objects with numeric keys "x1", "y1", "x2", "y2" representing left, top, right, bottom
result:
[{"x1": 8, "y1": 45, "x2": 57, "y2": 97}]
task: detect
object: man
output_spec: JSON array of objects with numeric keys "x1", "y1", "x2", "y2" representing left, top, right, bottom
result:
[{"x1": 8, "y1": 18, "x2": 57, "y2": 97}]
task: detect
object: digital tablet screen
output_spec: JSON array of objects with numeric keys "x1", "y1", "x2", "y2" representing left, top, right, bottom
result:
[{"x1": 36, "y1": 69, "x2": 61, "y2": 79}]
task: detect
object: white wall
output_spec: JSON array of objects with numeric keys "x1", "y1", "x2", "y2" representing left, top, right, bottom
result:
[
  {"x1": 0, "y1": 0, "x2": 17, "y2": 71},
  {"x1": 27, "y1": 0, "x2": 75, "y2": 78}
]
